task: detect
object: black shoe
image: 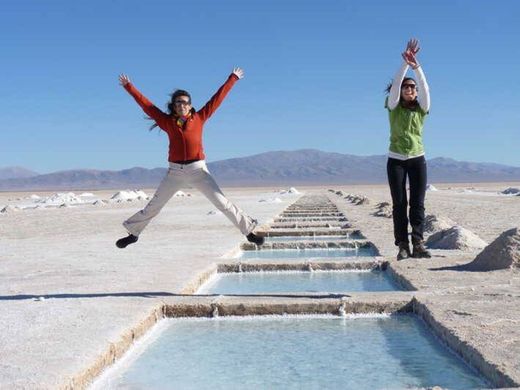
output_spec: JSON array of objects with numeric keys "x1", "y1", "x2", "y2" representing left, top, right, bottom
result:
[
  {"x1": 396, "y1": 242, "x2": 411, "y2": 261},
  {"x1": 412, "y1": 241, "x2": 431, "y2": 258},
  {"x1": 246, "y1": 233, "x2": 265, "y2": 246},
  {"x1": 116, "y1": 234, "x2": 138, "y2": 248}
]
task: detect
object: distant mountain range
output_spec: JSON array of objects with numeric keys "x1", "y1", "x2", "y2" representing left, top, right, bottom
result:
[
  {"x1": 0, "y1": 166, "x2": 39, "y2": 180},
  {"x1": 1, "y1": 150, "x2": 520, "y2": 191}
]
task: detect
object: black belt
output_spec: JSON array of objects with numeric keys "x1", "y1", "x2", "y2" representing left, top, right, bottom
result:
[{"x1": 171, "y1": 159, "x2": 200, "y2": 165}]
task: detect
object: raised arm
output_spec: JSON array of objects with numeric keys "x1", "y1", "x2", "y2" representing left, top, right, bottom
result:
[
  {"x1": 409, "y1": 60, "x2": 430, "y2": 113},
  {"x1": 387, "y1": 62, "x2": 409, "y2": 110},
  {"x1": 119, "y1": 74, "x2": 169, "y2": 128},
  {"x1": 197, "y1": 67, "x2": 243, "y2": 122},
  {"x1": 401, "y1": 39, "x2": 430, "y2": 112}
]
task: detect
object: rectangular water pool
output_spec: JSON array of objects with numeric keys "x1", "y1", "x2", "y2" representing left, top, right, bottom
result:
[
  {"x1": 238, "y1": 246, "x2": 378, "y2": 260},
  {"x1": 266, "y1": 233, "x2": 364, "y2": 242},
  {"x1": 97, "y1": 315, "x2": 487, "y2": 390},
  {"x1": 197, "y1": 270, "x2": 400, "y2": 294}
]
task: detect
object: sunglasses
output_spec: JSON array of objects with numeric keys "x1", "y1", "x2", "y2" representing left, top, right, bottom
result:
[
  {"x1": 401, "y1": 84, "x2": 417, "y2": 90},
  {"x1": 174, "y1": 100, "x2": 191, "y2": 106}
]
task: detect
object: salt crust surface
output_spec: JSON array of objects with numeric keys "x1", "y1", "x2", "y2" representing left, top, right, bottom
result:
[{"x1": 2, "y1": 183, "x2": 520, "y2": 388}]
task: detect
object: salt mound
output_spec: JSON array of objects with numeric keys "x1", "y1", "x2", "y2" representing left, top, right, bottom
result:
[
  {"x1": 424, "y1": 214, "x2": 456, "y2": 234},
  {"x1": 92, "y1": 200, "x2": 107, "y2": 206},
  {"x1": 426, "y1": 184, "x2": 438, "y2": 191},
  {"x1": 279, "y1": 187, "x2": 301, "y2": 195},
  {"x1": 173, "y1": 191, "x2": 191, "y2": 197},
  {"x1": 30, "y1": 194, "x2": 41, "y2": 200},
  {"x1": 356, "y1": 196, "x2": 370, "y2": 205},
  {"x1": 80, "y1": 192, "x2": 95, "y2": 197},
  {"x1": 44, "y1": 192, "x2": 83, "y2": 205},
  {"x1": 465, "y1": 227, "x2": 520, "y2": 271},
  {"x1": 344, "y1": 193, "x2": 371, "y2": 205},
  {"x1": 373, "y1": 202, "x2": 392, "y2": 218},
  {"x1": 1, "y1": 205, "x2": 20, "y2": 213},
  {"x1": 111, "y1": 191, "x2": 136, "y2": 202},
  {"x1": 136, "y1": 190, "x2": 148, "y2": 198},
  {"x1": 502, "y1": 187, "x2": 520, "y2": 195},
  {"x1": 110, "y1": 190, "x2": 149, "y2": 202},
  {"x1": 426, "y1": 226, "x2": 487, "y2": 250}
]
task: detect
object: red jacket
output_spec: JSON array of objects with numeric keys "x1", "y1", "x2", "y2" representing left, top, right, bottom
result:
[{"x1": 124, "y1": 73, "x2": 239, "y2": 162}]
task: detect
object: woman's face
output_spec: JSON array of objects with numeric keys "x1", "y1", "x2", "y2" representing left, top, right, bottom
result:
[
  {"x1": 173, "y1": 96, "x2": 192, "y2": 116},
  {"x1": 400, "y1": 81, "x2": 417, "y2": 102}
]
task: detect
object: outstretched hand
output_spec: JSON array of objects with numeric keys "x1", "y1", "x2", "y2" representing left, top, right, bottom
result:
[
  {"x1": 232, "y1": 67, "x2": 244, "y2": 79},
  {"x1": 119, "y1": 74, "x2": 130, "y2": 86},
  {"x1": 401, "y1": 38, "x2": 421, "y2": 69},
  {"x1": 406, "y1": 38, "x2": 420, "y2": 55}
]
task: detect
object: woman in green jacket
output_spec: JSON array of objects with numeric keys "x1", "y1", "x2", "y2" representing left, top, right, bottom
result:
[{"x1": 385, "y1": 39, "x2": 431, "y2": 260}]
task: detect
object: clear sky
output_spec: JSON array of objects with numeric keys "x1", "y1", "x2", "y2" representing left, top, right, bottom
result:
[{"x1": 1, "y1": 0, "x2": 519, "y2": 173}]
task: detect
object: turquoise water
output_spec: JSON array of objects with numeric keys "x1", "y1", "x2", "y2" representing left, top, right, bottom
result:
[
  {"x1": 239, "y1": 247, "x2": 377, "y2": 260},
  {"x1": 266, "y1": 233, "x2": 363, "y2": 242},
  {"x1": 197, "y1": 270, "x2": 400, "y2": 294},
  {"x1": 106, "y1": 315, "x2": 487, "y2": 389}
]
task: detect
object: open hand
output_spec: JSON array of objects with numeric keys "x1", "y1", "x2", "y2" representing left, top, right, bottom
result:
[
  {"x1": 232, "y1": 67, "x2": 244, "y2": 79},
  {"x1": 406, "y1": 38, "x2": 420, "y2": 55},
  {"x1": 402, "y1": 38, "x2": 421, "y2": 69},
  {"x1": 119, "y1": 74, "x2": 130, "y2": 86}
]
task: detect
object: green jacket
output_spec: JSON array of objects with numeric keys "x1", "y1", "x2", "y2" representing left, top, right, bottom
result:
[{"x1": 385, "y1": 97, "x2": 428, "y2": 157}]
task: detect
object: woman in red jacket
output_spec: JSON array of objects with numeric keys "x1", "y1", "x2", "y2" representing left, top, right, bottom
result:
[{"x1": 116, "y1": 67, "x2": 264, "y2": 248}]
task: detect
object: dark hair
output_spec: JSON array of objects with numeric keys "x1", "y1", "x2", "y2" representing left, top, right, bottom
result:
[
  {"x1": 385, "y1": 77, "x2": 418, "y2": 109},
  {"x1": 149, "y1": 89, "x2": 192, "y2": 130}
]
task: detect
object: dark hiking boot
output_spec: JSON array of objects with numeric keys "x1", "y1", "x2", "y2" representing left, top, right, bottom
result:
[
  {"x1": 412, "y1": 241, "x2": 431, "y2": 258},
  {"x1": 396, "y1": 242, "x2": 411, "y2": 261},
  {"x1": 116, "y1": 234, "x2": 138, "y2": 249},
  {"x1": 246, "y1": 232, "x2": 265, "y2": 246}
]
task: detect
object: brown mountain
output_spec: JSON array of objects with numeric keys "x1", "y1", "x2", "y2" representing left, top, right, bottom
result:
[{"x1": 1, "y1": 150, "x2": 519, "y2": 191}]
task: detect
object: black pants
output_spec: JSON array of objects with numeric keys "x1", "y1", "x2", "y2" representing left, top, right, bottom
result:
[{"x1": 387, "y1": 156, "x2": 427, "y2": 246}]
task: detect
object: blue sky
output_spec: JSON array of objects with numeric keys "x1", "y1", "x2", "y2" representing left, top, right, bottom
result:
[{"x1": 1, "y1": 0, "x2": 519, "y2": 173}]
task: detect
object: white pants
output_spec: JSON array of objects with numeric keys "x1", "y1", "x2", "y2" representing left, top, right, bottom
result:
[{"x1": 123, "y1": 160, "x2": 256, "y2": 237}]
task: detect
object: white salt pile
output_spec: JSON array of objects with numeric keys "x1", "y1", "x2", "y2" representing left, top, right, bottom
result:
[
  {"x1": 426, "y1": 226, "x2": 487, "y2": 250},
  {"x1": 110, "y1": 190, "x2": 149, "y2": 202},
  {"x1": 92, "y1": 200, "x2": 107, "y2": 206},
  {"x1": 424, "y1": 214, "x2": 456, "y2": 234},
  {"x1": 173, "y1": 191, "x2": 191, "y2": 197},
  {"x1": 278, "y1": 187, "x2": 301, "y2": 195},
  {"x1": 356, "y1": 196, "x2": 370, "y2": 205},
  {"x1": 344, "y1": 193, "x2": 371, "y2": 205},
  {"x1": 465, "y1": 227, "x2": 520, "y2": 271},
  {"x1": 426, "y1": 184, "x2": 438, "y2": 191},
  {"x1": 43, "y1": 192, "x2": 84, "y2": 205},
  {"x1": 373, "y1": 202, "x2": 392, "y2": 218},
  {"x1": 502, "y1": 187, "x2": 520, "y2": 195},
  {"x1": 1, "y1": 205, "x2": 20, "y2": 213},
  {"x1": 30, "y1": 194, "x2": 41, "y2": 200},
  {"x1": 80, "y1": 192, "x2": 95, "y2": 197}
]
